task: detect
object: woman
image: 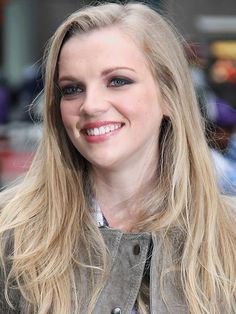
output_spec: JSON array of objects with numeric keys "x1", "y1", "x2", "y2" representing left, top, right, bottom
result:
[{"x1": 0, "y1": 3, "x2": 235, "y2": 314}]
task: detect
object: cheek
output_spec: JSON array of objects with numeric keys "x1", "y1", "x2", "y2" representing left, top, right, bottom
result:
[
  {"x1": 60, "y1": 103, "x2": 76, "y2": 128},
  {"x1": 135, "y1": 95, "x2": 164, "y2": 123}
]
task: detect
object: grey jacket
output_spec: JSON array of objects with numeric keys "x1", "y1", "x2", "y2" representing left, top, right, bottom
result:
[
  {"x1": 0, "y1": 228, "x2": 188, "y2": 313},
  {"x1": 93, "y1": 228, "x2": 188, "y2": 314}
]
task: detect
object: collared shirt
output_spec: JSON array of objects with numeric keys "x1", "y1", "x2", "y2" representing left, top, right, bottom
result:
[{"x1": 91, "y1": 199, "x2": 109, "y2": 227}]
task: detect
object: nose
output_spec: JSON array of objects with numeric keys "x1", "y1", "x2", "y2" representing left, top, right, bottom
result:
[{"x1": 79, "y1": 86, "x2": 110, "y2": 116}]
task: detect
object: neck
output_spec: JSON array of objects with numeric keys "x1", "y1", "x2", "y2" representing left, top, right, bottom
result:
[{"x1": 91, "y1": 159, "x2": 157, "y2": 231}]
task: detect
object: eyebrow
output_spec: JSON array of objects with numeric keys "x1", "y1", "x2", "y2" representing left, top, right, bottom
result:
[
  {"x1": 58, "y1": 66, "x2": 136, "y2": 84},
  {"x1": 101, "y1": 66, "x2": 136, "y2": 76},
  {"x1": 58, "y1": 75, "x2": 79, "y2": 84}
]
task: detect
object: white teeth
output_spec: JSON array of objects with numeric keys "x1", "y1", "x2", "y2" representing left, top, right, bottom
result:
[
  {"x1": 100, "y1": 126, "x2": 106, "y2": 135},
  {"x1": 105, "y1": 126, "x2": 110, "y2": 133},
  {"x1": 87, "y1": 129, "x2": 92, "y2": 136},
  {"x1": 94, "y1": 128, "x2": 99, "y2": 136},
  {"x1": 85, "y1": 124, "x2": 122, "y2": 136}
]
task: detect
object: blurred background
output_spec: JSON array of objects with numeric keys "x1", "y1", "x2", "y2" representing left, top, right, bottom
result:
[{"x1": 0, "y1": 0, "x2": 236, "y2": 194}]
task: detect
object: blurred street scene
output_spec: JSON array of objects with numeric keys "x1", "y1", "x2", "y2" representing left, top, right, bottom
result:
[{"x1": 0, "y1": 0, "x2": 236, "y2": 194}]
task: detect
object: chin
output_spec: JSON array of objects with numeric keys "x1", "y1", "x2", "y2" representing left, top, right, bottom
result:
[
  {"x1": 90, "y1": 159, "x2": 119, "y2": 170},
  {"x1": 84, "y1": 154, "x2": 122, "y2": 171}
]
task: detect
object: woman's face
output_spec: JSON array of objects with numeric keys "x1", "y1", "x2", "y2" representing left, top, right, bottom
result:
[{"x1": 59, "y1": 27, "x2": 165, "y2": 171}]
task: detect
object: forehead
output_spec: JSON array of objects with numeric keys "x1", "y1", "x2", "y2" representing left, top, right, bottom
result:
[{"x1": 59, "y1": 27, "x2": 149, "y2": 70}]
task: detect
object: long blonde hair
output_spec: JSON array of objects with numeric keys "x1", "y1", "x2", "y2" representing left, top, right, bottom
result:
[{"x1": 0, "y1": 2, "x2": 235, "y2": 314}]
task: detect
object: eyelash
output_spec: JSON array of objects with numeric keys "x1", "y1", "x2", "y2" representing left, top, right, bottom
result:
[
  {"x1": 60, "y1": 77, "x2": 133, "y2": 97},
  {"x1": 60, "y1": 85, "x2": 83, "y2": 97},
  {"x1": 108, "y1": 77, "x2": 133, "y2": 87}
]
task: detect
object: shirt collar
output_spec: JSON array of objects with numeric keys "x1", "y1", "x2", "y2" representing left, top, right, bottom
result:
[{"x1": 91, "y1": 199, "x2": 109, "y2": 227}]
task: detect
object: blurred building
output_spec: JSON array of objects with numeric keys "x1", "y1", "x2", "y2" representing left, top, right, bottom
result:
[
  {"x1": 164, "y1": 0, "x2": 236, "y2": 44},
  {"x1": 165, "y1": 0, "x2": 236, "y2": 109}
]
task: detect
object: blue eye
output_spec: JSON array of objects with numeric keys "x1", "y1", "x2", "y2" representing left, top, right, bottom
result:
[
  {"x1": 109, "y1": 77, "x2": 133, "y2": 87},
  {"x1": 61, "y1": 85, "x2": 83, "y2": 96}
]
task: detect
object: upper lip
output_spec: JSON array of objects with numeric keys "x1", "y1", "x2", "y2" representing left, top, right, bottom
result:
[{"x1": 81, "y1": 121, "x2": 124, "y2": 130}]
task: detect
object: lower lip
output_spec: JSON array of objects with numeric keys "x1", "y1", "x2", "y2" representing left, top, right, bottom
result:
[{"x1": 82, "y1": 126, "x2": 123, "y2": 143}]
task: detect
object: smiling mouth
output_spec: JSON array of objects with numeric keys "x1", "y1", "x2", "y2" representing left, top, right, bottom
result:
[{"x1": 82, "y1": 123, "x2": 124, "y2": 136}]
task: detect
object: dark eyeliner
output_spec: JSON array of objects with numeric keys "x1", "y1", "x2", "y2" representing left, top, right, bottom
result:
[
  {"x1": 60, "y1": 84, "x2": 83, "y2": 96},
  {"x1": 109, "y1": 77, "x2": 134, "y2": 87}
]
